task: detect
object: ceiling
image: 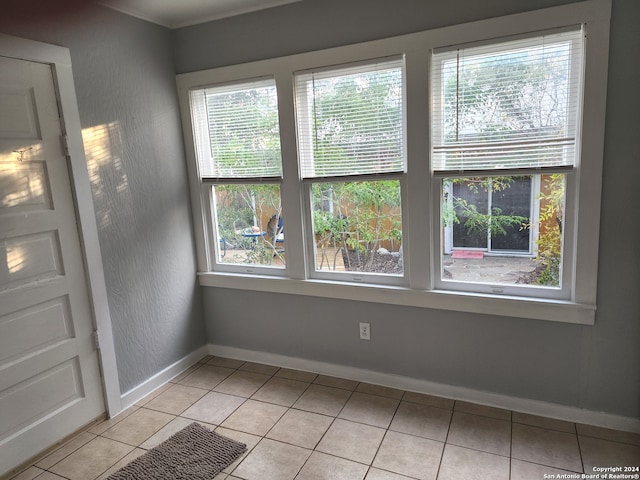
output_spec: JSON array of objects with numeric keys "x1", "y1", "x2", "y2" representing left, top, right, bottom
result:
[{"x1": 102, "y1": 0, "x2": 303, "y2": 29}]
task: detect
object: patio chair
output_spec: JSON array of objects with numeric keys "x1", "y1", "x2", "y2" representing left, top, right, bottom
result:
[{"x1": 266, "y1": 214, "x2": 284, "y2": 249}]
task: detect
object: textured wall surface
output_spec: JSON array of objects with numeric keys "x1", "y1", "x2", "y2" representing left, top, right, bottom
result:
[
  {"x1": 173, "y1": 0, "x2": 583, "y2": 74},
  {"x1": 1, "y1": 6, "x2": 206, "y2": 393},
  {"x1": 180, "y1": 0, "x2": 640, "y2": 419}
]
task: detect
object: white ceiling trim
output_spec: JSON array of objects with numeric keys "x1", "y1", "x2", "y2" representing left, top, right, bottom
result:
[{"x1": 101, "y1": 0, "x2": 303, "y2": 29}]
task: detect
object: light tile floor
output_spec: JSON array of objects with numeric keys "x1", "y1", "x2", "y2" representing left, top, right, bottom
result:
[{"x1": 9, "y1": 356, "x2": 640, "y2": 480}]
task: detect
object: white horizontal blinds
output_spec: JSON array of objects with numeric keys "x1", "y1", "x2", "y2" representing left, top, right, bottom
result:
[
  {"x1": 190, "y1": 79, "x2": 283, "y2": 180},
  {"x1": 295, "y1": 59, "x2": 405, "y2": 179},
  {"x1": 431, "y1": 29, "x2": 584, "y2": 174}
]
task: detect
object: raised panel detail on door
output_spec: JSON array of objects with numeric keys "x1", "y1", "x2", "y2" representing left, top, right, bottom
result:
[
  {"x1": 0, "y1": 87, "x2": 39, "y2": 139},
  {"x1": 0, "y1": 297, "x2": 74, "y2": 364},
  {"x1": 0, "y1": 231, "x2": 63, "y2": 288},
  {"x1": 0, "y1": 359, "x2": 83, "y2": 442},
  {"x1": 0, "y1": 160, "x2": 51, "y2": 213}
]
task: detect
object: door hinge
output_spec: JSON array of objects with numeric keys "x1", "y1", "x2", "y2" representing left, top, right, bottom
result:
[
  {"x1": 60, "y1": 134, "x2": 70, "y2": 156},
  {"x1": 93, "y1": 330, "x2": 101, "y2": 350}
]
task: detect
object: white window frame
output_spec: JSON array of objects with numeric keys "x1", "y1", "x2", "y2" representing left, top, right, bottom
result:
[
  {"x1": 430, "y1": 28, "x2": 584, "y2": 300},
  {"x1": 189, "y1": 78, "x2": 288, "y2": 276},
  {"x1": 177, "y1": 0, "x2": 610, "y2": 325},
  {"x1": 294, "y1": 58, "x2": 408, "y2": 286}
]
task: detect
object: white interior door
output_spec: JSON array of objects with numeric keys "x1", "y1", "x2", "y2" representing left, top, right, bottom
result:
[{"x1": 0, "y1": 55, "x2": 105, "y2": 475}]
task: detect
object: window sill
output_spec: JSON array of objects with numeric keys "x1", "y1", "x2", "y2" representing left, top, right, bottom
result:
[{"x1": 198, "y1": 272, "x2": 595, "y2": 325}]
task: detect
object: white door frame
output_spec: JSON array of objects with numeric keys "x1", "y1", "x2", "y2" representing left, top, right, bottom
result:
[{"x1": 0, "y1": 33, "x2": 122, "y2": 416}]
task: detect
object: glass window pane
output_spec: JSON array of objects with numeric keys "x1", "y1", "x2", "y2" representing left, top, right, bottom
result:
[
  {"x1": 296, "y1": 59, "x2": 405, "y2": 178},
  {"x1": 191, "y1": 80, "x2": 282, "y2": 179},
  {"x1": 432, "y1": 29, "x2": 583, "y2": 173},
  {"x1": 213, "y1": 184, "x2": 285, "y2": 267},
  {"x1": 311, "y1": 180, "x2": 403, "y2": 275},
  {"x1": 442, "y1": 174, "x2": 565, "y2": 287}
]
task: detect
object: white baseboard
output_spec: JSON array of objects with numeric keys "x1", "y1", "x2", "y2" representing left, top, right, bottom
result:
[
  {"x1": 208, "y1": 343, "x2": 640, "y2": 434},
  {"x1": 119, "y1": 345, "x2": 209, "y2": 412}
]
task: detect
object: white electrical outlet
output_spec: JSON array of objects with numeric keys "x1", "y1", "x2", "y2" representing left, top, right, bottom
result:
[{"x1": 359, "y1": 322, "x2": 370, "y2": 340}]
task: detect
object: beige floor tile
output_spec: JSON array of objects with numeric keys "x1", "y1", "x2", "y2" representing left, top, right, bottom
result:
[
  {"x1": 87, "y1": 406, "x2": 140, "y2": 435},
  {"x1": 214, "y1": 370, "x2": 271, "y2": 397},
  {"x1": 389, "y1": 401, "x2": 452, "y2": 442},
  {"x1": 35, "y1": 432, "x2": 97, "y2": 469},
  {"x1": 365, "y1": 468, "x2": 415, "y2": 480},
  {"x1": 198, "y1": 355, "x2": 213, "y2": 363},
  {"x1": 207, "y1": 356, "x2": 245, "y2": 369},
  {"x1": 139, "y1": 416, "x2": 214, "y2": 450},
  {"x1": 512, "y1": 423, "x2": 582, "y2": 472},
  {"x1": 293, "y1": 384, "x2": 352, "y2": 416},
  {"x1": 577, "y1": 424, "x2": 640, "y2": 446},
  {"x1": 437, "y1": 444, "x2": 509, "y2": 480},
  {"x1": 313, "y1": 375, "x2": 359, "y2": 391},
  {"x1": 101, "y1": 408, "x2": 175, "y2": 446},
  {"x1": 215, "y1": 427, "x2": 262, "y2": 474},
  {"x1": 296, "y1": 451, "x2": 368, "y2": 480},
  {"x1": 510, "y1": 459, "x2": 581, "y2": 480},
  {"x1": 143, "y1": 383, "x2": 207, "y2": 415},
  {"x1": 512, "y1": 412, "x2": 575, "y2": 434},
  {"x1": 266, "y1": 409, "x2": 333, "y2": 449},
  {"x1": 178, "y1": 364, "x2": 235, "y2": 390},
  {"x1": 275, "y1": 368, "x2": 318, "y2": 383},
  {"x1": 48, "y1": 436, "x2": 133, "y2": 480},
  {"x1": 454, "y1": 401, "x2": 511, "y2": 421},
  {"x1": 232, "y1": 438, "x2": 311, "y2": 480},
  {"x1": 239, "y1": 361, "x2": 280, "y2": 376},
  {"x1": 251, "y1": 377, "x2": 309, "y2": 406},
  {"x1": 21, "y1": 370, "x2": 640, "y2": 480},
  {"x1": 95, "y1": 447, "x2": 145, "y2": 479},
  {"x1": 220, "y1": 399, "x2": 287, "y2": 436},
  {"x1": 169, "y1": 364, "x2": 202, "y2": 384},
  {"x1": 356, "y1": 383, "x2": 404, "y2": 399},
  {"x1": 8, "y1": 466, "x2": 44, "y2": 480},
  {"x1": 338, "y1": 392, "x2": 399, "y2": 428},
  {"x1": 579, "y1": 435, "x2": 640, "y2": 472},
  {"x1": 447, "y1": 411, "x2": 511, "y2": 456},
  {"x1": 316, "y1": 418, "x2": 385, "y2": 464},
  {"x1": 181, "y1": 391, "x2": 245, "y2": 425},
  {"x1": 402, "y1": 391, "x2": 454, "y2": 410},
  {"x1": 372, "y1": 430, "x2": 443, "y2": 480},
  {"x1": 32, "y1": 473, "x2": 68, "y2": 480},
  {"x1": 134, "y1": 383, "x2": 172, "y2": 406}
]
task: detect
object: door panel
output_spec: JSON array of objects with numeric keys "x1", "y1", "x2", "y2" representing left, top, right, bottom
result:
[
  {"x1": 0, "y1": 56, "x2": 104, "y2": 475},
  {"x1": 0, "y1": 297, "x2": 73, "y2": 364},
  {"x1": 452, "y1": 181, "x2": 488, "y2": 249},
  {"x1": 490, "y1": 176, "x2": 532, "y2": 252},
  {"x1": 451, "y1": 177, "x2": 533, "y2": 253}
]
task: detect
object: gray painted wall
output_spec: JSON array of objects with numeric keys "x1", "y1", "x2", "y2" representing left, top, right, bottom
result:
[
  {"x1": 177, "y1": 0, "x2": 640, "y2": 419},
  {"x1": 1, "y1": 5, "x2": 206, "y2": 393}
]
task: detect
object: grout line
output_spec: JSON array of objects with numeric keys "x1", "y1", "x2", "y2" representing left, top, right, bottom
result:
[
  {"x1": 576, "y1": 434, "x2": 586, "y2": 474},
  {"x1": 509, "y1": 420, "x2": 514, "y2": 480}
]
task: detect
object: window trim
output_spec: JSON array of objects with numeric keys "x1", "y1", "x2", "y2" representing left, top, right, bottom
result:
[
  {"x1": 302, "y1": 175, "x2": 407, "y2": 286},
  {"x1": 177, "y1": 0, "x2": 611, "y2": 324},
  {"x1": 432, "y1": 173, "x2": 573, "y2": 300}
]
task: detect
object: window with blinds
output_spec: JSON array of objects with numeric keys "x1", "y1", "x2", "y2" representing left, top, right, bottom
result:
[
  {"x1": 295, "y1": 58, "x2": 405, "y2": 179},
  {"x1": 190, "y1": 79, "x2": 282, "y2": 180},
  {"x1": 431, "y1": 29, "x2": 584, "y2": 175}
]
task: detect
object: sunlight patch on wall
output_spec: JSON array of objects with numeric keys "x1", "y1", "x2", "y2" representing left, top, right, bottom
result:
[{"x1": 82, "y1": 121, "x2": 128, "y2": 229}]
